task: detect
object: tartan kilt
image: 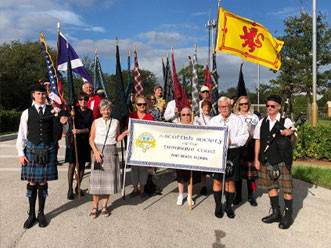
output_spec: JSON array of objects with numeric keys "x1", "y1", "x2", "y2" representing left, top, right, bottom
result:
[
  {"x1": 257, "y1": 162, "x2": 293, "y2": 194},
  {"x1": 21, "y1": 141, "x2": 58, "y2": 183}
]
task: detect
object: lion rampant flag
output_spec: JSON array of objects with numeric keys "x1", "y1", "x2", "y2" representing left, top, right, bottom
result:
[{"x1": 215, "y1": 8, "x2": 284, "y2": 71}]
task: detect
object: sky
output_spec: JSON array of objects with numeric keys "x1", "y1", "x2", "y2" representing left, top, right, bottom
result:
[{"x1": 1, "y1": 0, "x2": 330, "y2": 91}]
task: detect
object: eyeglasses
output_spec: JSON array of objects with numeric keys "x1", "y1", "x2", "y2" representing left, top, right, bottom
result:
[
  {"x1": 181, "y1": 113, "x2": 191, "y2": 117},
  {"x1": 201, "y1": 90, "x2": 209, "y2": 93},
  {"x1": 150, "y1": 98, "x2": 156, "y2": 101},
  {"x1": 79, "y1": 98, "x2": 88, "y2": 101},
  {"x1": 239, "y1": 102, "x2": 249, "y2": 106},
  {"x1": 266, "y1": 104, "x2": 276, "y2": 109},
  {"x1": 136, "y1": 103, "x2": 147, "y2": 106}
]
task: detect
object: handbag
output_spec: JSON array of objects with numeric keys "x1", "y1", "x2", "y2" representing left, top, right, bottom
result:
[{"x1": 93, "y1": 118, "x2": 112, "y2": 170}]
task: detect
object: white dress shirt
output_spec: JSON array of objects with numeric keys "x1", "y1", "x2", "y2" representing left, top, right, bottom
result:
[
  {"x1": 16, "y1": 104, "x2": 46, "y2": 156},
  {"x1": 163, "y1": 100, "x2": 179, "y2": 123},
  {"x1": 253, "y1": 113, "x2": 293, "y2": 140},
  {"x1": 209, "y1": 113, "x2": 249, "y2": 149}
]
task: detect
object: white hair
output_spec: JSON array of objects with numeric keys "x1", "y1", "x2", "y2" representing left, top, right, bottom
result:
[
  {"x1": 99, "y1": 99, "x2": 112, "y2": 111},
  {"x1": 217, "y1": 96, "x2": 231, "y2": 105}
]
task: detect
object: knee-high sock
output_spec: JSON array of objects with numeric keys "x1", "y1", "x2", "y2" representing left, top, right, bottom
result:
[
  {"x1": 38, "y1": 184, "x2": 48, "y2": 214},
  {"x1": 26, "y1": 184, "x2": 38, "y2": 215}
]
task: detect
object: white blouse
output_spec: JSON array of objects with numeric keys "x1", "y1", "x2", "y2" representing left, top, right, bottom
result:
[
  {"x1": 94, "y1": 117, "x2": 119, "y2": 145},
  {"x1": 238, "y1": 112, "x2": 260, "y2": 138}
]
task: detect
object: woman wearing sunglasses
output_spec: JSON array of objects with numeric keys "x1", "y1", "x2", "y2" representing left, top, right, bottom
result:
[
  {"x1": 129, "y1": 96, "x2": 154, "y2": 198},
  {"x1": 233, "y1": 96, "x2": 260, "y2": 206},
  {"x1": 65, "y1": 92, "x2": 93, "y2": 200},
  {"x1": 176, "y1": 107, "x2": 199, "y2": 206}
]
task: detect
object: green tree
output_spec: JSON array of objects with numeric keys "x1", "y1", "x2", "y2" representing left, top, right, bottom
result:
[
  {"x1": 270, "y1": 12, "x2": 331, "y2": 117},
  {"x1": 0, "y1": 41, "x2": 54, "y2": 110},
  {"x1": 108, "y1": 69, "x2": 157, "y2": 99},
  {"x1": 178, "y1": 64, "x2": 204, "y2": 95}
]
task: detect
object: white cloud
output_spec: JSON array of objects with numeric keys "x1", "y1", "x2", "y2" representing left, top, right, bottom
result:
[
  {"x1": 71, "y1": 37, "x2": 277, "y2": 91},
  {"x1": 0, "y1": 0, "x2": 106, "y2": 43},
  {"x1": 138, "y1": 31, "x2": 187, "y2": 46}
]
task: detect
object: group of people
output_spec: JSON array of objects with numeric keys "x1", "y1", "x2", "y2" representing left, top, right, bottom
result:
[{"x1": 17, "y1": 81, "x2": 295, "y2": 230}]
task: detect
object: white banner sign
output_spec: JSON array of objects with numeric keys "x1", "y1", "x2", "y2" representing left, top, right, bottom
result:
[{"x1": 126, "y1": 119, "x2": 229, "y2": 173}]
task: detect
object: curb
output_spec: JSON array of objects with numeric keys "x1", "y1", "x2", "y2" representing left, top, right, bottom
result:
[{"x1": 0, "y1": 133, "x2": 17, "y2": 142}]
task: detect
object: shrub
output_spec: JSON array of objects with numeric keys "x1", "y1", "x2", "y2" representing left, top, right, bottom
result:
[
  {"x1": 0, "y1": 110, "x2": 21, "y2": 133},
  {"x1": 294, "y1": 122, "x2": 331, "y2": 160}
]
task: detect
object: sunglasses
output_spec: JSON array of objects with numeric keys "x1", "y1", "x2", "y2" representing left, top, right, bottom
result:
[
  {"x1": 181, "y1": 113, "x2": 191, "y2": 117},
  {"x1": 150, "y1": 98, "x2": 156, "y2": 101},
  {"x1": 201, "y1": 90, "x2": 209, "y2": 93},
  {"x1": 266, "y1": 104, "x2": 276, "y2": 109},
  {"x1": 239, "y1": 102, "x2": 249, "y2": 106},
  {"x1": 136, "y1": 103, "x2": 147, "y2": 106},
  {"x1": 79, "y1": 98, "x2": 88, "y2": 101}
]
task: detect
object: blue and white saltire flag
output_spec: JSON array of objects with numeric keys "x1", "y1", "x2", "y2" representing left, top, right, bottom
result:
[
  {"x1": 40, "y1": 33, "x2": 62, "y2": 104},
  {"x1": 57, "y1": 32, "x2": 92, "y2": 83}
]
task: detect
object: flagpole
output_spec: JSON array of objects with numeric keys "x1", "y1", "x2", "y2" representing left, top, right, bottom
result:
[
  {"x1": 257, "y1": 64, "x2": 260, "y2": 112},
  {"x1": 93, "y1": 48, "x2": 98, "y2": 91},
  {"x1": 311, "y1": 0, "x2": 318, "y2": 127}
]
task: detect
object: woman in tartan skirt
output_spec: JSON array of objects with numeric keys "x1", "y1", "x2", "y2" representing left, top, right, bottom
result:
[
  {"x1": 16, "y1": 84, "x2": 68, "y2": 229},
  {"x1": 234, "y1": 96, "x2": 260, "y2": 206}
]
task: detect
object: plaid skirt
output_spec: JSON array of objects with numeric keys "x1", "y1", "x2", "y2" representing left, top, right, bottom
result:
[
  {"x1": 89, "y1": 144, "x2": 121, "y2": 195},
  {"x1": 21, "y1": 141, "x2": 58, "y2": 183},
  {"x1": 258, "y1": 162, "x2": 293, "y2": 194}
]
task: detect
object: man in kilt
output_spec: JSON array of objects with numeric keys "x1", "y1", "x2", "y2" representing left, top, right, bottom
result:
[
  {"x1": 254, "y1": 95, "x2": 295, "y2": 229},
  {"x1": 209, "y1": 96, "x2": 249, "y2": 219},
  {"x1": 16, "y1": 84, "x2": 68, "y2": 229}
]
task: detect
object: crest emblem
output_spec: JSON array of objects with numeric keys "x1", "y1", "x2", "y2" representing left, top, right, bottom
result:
[
  {"x1": 135, "y1": 132, "x2": 156, "y2": 152},
  {"x1": 240, "y1": 26, "x2": 265, "y2": 53}
]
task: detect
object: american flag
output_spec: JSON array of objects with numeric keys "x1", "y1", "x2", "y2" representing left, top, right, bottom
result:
[
  {"x1": 133, "y1": 48, "x2": 144, "y2": 96},
  {"x1": 39, "y1": 33, "x2": 62, "y2": 105}
]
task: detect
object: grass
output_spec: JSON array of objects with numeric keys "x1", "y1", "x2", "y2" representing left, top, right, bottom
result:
[
  {"x1": 292, "y1": 165, "x2": 331, "y2": 189},
  {"x1": 318, "y1": 119, "x2": 331, "y2": 126}
]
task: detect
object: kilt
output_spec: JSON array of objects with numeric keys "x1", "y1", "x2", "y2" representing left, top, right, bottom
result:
[
  {"x1": 89, "y1": 144, "x2": 121, "y2": 195},
  {"x1": 21, "y1": 141, "x2": 58, "y2": 183},
  {"x1": 239, "y1": 141, "x2": 258, "y2": 180},
  {"x1": 213, "y1": 148, "x2": 240, "y2": 181},
  {"x1": 258, "y1": 162, "x2": 293, "y2": 194}
]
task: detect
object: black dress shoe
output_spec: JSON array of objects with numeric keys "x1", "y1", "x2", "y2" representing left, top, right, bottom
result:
[
  {"x1": 75, "y1": 188, "x2": 85, "y2": 196},
  {"x1": 37, "y1": 211, "x2": 48, "y2": 228},
  {"x1": 67, "y1": 189, "x2": 75, "y2": 200},
  {"x1": 248, "y1": 197, "x2": 258, "y2": 207},
  {"x1": 214, "y1": 204, "x2": 224, "y2": 218},
  {"x1": 262, "y1": 207, "x2": 281, "y2": 223},
  {"x1": 23, "y1": 214, "x2": 36, "y2": 229},
  {"x1": 225, "y1": 205, "x2": 235, "y2": 219},
  {"x1": 279, "y1": 208, "x2": 293, "y2": 229}
]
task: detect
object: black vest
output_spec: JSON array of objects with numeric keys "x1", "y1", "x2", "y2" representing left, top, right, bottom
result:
[
  {"x1": 259, "y1": 117, "x2": 293, "y2": 168},
  {"x1": 27, "y1": 105, "x2": 55, "y2": 145}
]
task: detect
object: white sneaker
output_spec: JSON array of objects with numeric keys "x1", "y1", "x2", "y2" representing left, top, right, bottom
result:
[{"x1": 177, "y1": 194, "x2": 184, "y2": 206}]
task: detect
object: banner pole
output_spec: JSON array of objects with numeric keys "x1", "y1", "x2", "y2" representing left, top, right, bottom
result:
[{"x1": 121, "y1": 140, "x2": 126, "y2": 199}]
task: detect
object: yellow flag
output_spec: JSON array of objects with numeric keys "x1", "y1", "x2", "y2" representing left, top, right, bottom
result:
[{"x1": 215, "y1": 8, "x2": 284, "y2": 71}]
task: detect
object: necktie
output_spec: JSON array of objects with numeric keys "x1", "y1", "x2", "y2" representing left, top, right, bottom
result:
[{"x1": 38, "y1": 106, "x2": 43, "y2": 118}]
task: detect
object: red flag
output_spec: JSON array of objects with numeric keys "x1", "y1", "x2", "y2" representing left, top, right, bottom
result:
[
  {"x1": 171, "y1": 49, "x2": 190, "y2": 111},
  {"x1": 203, "y1": 65, "x2": 213, "y2": 92},
  {"x1": 133, "y1": 48, "x2": 144, "y2": 96}
]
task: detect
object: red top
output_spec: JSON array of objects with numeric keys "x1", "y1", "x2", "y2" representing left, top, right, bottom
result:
[
  {"x1": 87, "y1": 95, "x2": 102, "y2": 120},
  {"x1": 129, "y1": 112, "x2": 154, "y2": 121}
]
